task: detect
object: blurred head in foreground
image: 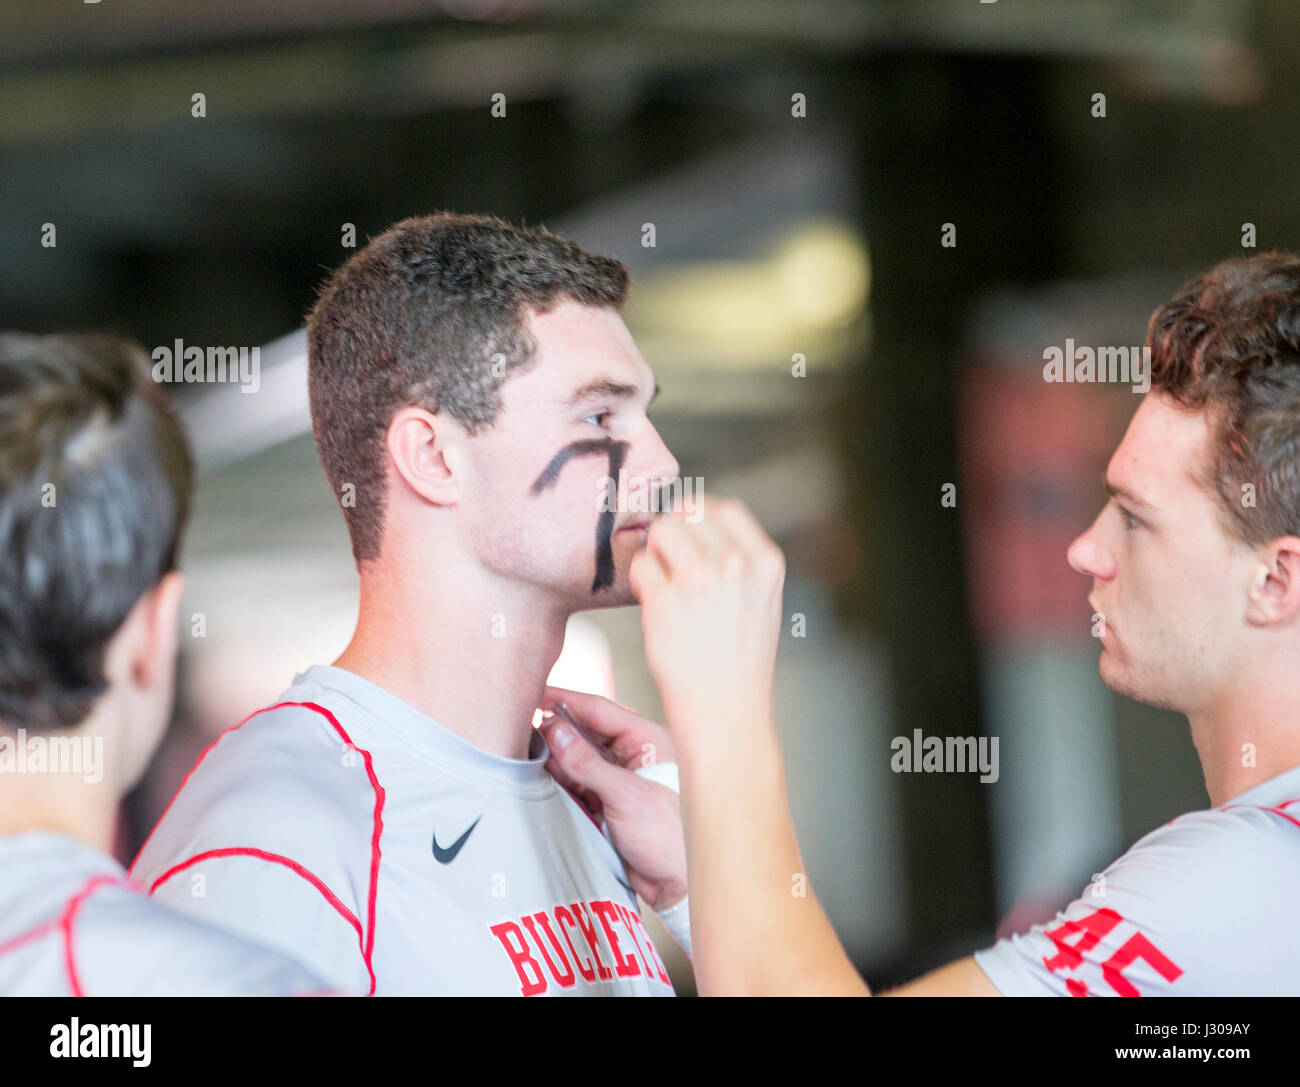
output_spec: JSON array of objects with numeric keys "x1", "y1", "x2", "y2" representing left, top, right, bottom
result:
[{"x1": 0, "y1": 332, "x2": 191, "y2": 843}]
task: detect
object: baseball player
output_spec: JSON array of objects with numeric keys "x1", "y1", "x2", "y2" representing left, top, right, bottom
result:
[
  {"x1": 131, "y1": 214, "x2": 689, "y2": 995},
  {"x1": 0, "y1": 332, "x2": 331, "y2": 996},
  {"x1": 543, "y1": 251, "x2": 1300, "y2": 996}
]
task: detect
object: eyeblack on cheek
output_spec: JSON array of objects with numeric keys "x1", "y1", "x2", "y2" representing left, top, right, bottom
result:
[{"x1": 529, "y1": 438, "x2": 629, "y2": 593}]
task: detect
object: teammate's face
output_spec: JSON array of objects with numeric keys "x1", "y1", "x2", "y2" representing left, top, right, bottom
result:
[
  {"x1": 459, "y1": 301, "x2": 679, "y2": 609},
  {"x1": 1067, "y1": 393, "x2": 1253, "y2": 713}
]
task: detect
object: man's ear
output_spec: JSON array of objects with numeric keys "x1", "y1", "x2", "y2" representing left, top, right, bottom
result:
[
  {"x1": 130, "y1": 570, "x2": 185, "y2": 690},
  {"x1": 1245, "y1": 536, "x2": 1300, "y2": 626},
  {"x1": 386, "y1": 406, "x2": 460, "y2": 506}
]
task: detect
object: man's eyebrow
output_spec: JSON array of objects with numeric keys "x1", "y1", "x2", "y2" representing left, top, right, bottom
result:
[
  {"x1": 563, "y1": 379, "x2": 660, "y2": 407},
  {"x1": 1105, "y1": 475, "x2": 1155, "y2": 510}
]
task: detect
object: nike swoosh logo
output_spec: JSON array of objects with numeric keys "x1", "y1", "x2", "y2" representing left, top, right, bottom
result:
[
  {"x1": 614, "y1": 875, "x2": 635, "y2": 897},
  {"x1": 432, "y1": 816, "x2": 482, "y2": 864}
]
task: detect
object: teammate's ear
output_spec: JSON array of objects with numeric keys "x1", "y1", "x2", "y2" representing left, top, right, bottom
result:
[
  {"x1": 130, "y1": 570, "x2": 185, "y2": 690},
  {"x1": 1244, "y1": 536, "x2": 1300, "y2": 626},
  {"x1": 387, "y1": 407, "x2": 460, "y2": 507}
]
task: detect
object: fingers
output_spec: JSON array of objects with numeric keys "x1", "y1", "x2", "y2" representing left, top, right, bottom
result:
[
  {"x1": 542, "y1": 686, "x2": 641, "y2": 736},
  {"x1": 541, "y1": 685, "x2": 639, "y2": 722},
  {"x1": 629, "y1": 546, "x2": 667, "y2": 604},
  {"x1": 540, "y1": 686, "x2": 676, "y2": 765},
  {"x1": 645, "y1": 508, "x2": 707, "y2": 575},
  {"x1": 540, "y1": 716, "x2": 629, "y2": 803},
  {"x1": 651, "y1": 496, "x2": 784, "y2": 578}
]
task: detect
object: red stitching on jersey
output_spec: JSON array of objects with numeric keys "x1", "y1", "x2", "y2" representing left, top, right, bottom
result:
[
  {"x1": 149, "y1": 848, "x2": 361, "y2": 930},
  {"x1": 286, "y1": 702, "x2": 385, "y2": 989},
  {"x1": 130, "y1": 698, "x2": 387, "y2": 997},
  {"x1": 61, "y1": 875, "x2": 124, "y2": 996},
  {"x1": 149, "y1": 846, "x2": 374, "y2": 993},
  {"x1": 0, "y1": 875, "x2": 124, "y2": 995},
  {"x1": 1166, "y1": 795, "x2": 1300, "y2": 829},
  {"x1": 0, "y1": 917, "x2": 59, "y2": 960},
  {"x1": 1221, "y1": 802, "x2": 1300, "y2": 830},
  {"x1": 128, "y1": 704, "x2": 280, "y2": 877}
]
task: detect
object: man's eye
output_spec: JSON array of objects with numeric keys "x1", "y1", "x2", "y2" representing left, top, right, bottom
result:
[
  {"x1": 1119, "y1": 506, "x2": 1141, "y2": 531},
  {"x1": 581, "y1": 410, "x2": 611, "y2": 428}
]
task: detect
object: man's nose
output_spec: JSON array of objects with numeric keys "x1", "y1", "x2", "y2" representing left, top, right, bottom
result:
[
  {"x1": 626, "y1": 424, "x2": 680, "y2": 495},
  {"x1": 1067, "y1": 516, "x2": 1114, "y2": 581}
]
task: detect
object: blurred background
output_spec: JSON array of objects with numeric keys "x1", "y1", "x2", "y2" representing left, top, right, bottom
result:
[{"x1": 3, "y1": 0, "x2": 1297, "y2": 993}]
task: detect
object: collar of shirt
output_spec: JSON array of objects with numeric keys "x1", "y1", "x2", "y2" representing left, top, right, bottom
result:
[
  {"x1": 1220, "y1": 761, "x2": 1300, "y2": 810},
  {"x1": 288, "y1": 664, "x2": 555, "y2": 798}
]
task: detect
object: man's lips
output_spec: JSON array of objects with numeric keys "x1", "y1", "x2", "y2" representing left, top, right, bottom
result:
[{"x1": 615, "y1": 517, "x2": 653, "y2": 534}]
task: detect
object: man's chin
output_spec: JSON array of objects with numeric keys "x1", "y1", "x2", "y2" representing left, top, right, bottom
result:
[
  {"x1": 1097, "y1": 650, "x2": 1181, "y2": 711},
  {"x1": 560, "y1": 561, "x2": 638, "y2": 610},
  {"x1": 1097, "y1": 645, "x2": 1137, "y2": 696}
]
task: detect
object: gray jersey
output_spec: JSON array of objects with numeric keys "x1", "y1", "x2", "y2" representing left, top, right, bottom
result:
[
  {"x1": 974, "y1": 764, "x2": 1300, "y2": 996},
  {"x1": 0, "y1": 832, "x2": 332, "y2": 996},
  {"x1": 131, "y1": 665, "x2": 678, "y2": 996}
]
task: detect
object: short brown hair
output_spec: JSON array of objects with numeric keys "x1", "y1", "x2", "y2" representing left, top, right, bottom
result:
[
  {"x1": 0, "y1": 333, "x2": 193, "y2": 730},
  {"x1": 1147, "y1": 251, "x2": 1300, "y2": 547},
  {"x1": 305, "y1": 212, "x2": 631, "y2": 563}
]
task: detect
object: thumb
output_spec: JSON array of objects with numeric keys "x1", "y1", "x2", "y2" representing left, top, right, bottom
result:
[
  {"x1": 629, "y1": 545, "x2": 668, "y2": 604},
  {"x1": 542, "y1": 720, "x2": 629, "y2": 805}
]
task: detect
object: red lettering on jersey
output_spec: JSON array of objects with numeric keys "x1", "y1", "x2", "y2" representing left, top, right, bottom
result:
[
  {"x1": 570, "y1": 902, "x2": 614, "y2": 981},
  {"x1": 1041, "y1": 907, "x2": 1181, "y2": 997},
  {"x1": 1042, "y1": 907, "x2": 1122, "y2": 973},
  {"x1": 623, "y1": 907, "x2": 672, "y2": 986},
  {"x1": 488, "y1": 921, "x2": 548, "y2": 997},
  {"x1": 616, "y1": 903, "x2": 671, "y2": 984},
  {"x1": 555, "y1": 906, "x2": 597, "y2": 982},
  {"x1": 491, "y1": 901, "x2": 672, "y2": 992},
  {"x1": 613, "y1": 902, "x2": 655, "y2": 978},
  {"x1": 591, "y1": 900, "x2": 641, "y2": 979},
  {"x1": 522, "y1": 912, "x2": 576, "y2": 988},
  {"x1": 1100, "y1": 933, "x2": 1183, "y2": 997}
]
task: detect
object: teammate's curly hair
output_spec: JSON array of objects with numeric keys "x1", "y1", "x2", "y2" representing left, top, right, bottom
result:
[{"x1": 1146, "y1": 250, "x2": 1300, "y2": 546}]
